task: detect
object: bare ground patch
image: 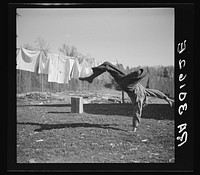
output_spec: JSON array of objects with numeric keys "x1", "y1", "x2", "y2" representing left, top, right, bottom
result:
[{"x1": 17, "y1": 98, "x2": 174, "y2": 163}]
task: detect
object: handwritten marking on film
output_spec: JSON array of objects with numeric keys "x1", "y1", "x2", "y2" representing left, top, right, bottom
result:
[{"x1": 177, "y1": 40, "x2": 188, "y2": 147}]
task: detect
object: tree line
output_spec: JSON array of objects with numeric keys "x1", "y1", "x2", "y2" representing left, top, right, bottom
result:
[{"x1": 16, "y1": 37, "x2": 174, "y2": 98}]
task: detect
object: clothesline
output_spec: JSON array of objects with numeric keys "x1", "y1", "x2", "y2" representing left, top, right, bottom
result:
[
  {"x1": 16, "y1": 47, "x2": 105, "y2": 84},
  {"x1": 16, "y1": 47, "x2": 127, "y2": 102}
]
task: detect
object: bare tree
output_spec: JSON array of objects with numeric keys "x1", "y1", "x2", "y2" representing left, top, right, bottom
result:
[
  {"x1": 163, "y1": 67, "x2": 169, "y2": 78},
  {"x1": 59, "y1": 44, "x2": 78, "y2": 57},
  {"x1": 34, "y1": 36, "x2": 51, "y2": 56},
  {"x1": 59, "y1": 43, "x2": 70, "y2": 56},
  {"x1": 70, "y1": 46, "x2": 78, "y2": 57},
  {"x1": 23, "y1": 43, "x2": 36, "y2": 51}
]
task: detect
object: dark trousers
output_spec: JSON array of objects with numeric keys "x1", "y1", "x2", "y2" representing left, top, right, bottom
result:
[{"x1": 91, "y1": 62, "x2": 147, "y2": 88}]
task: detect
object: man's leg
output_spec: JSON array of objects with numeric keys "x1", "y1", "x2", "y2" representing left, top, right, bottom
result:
[
  {"x1": 79, "y1": 61, "x2": 147, "y2": 88},
  {"x1": 129, "y1": 94, "x2": 144, "y2": 132},
  {"x1": 79, "y1": 66, "x2": 107, "y2": 83},
  {"x1": 133, "y1": 98, "x2": 143, "y2": 132},
  {"x1": 79, "y1": 61, "x2": 125, "y2": 83}
]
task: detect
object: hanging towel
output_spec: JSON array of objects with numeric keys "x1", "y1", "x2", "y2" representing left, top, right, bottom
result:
[
  {"x1": 38, "y1": 52, "x2": 50, "y2": 74},
  {"x1": 21, "y1": 47, "x2": 40, "y2": 63},
  {"x1": 71, "y1": 58, "x2": 81, "y2": 79},
  {"x1": 79, "y1": 58, "x2": 93, "y2": 77},
  {"x1": 16, "y1": 47, "x2": 40, "y2": 72},
  {"x1": 48, "y1": 53, "x2": 59, "y2": 82}
]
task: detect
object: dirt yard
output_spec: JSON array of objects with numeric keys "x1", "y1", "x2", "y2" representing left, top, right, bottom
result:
[{"x1": 17, "y1": 90, "x2": 174, "y2": 163}]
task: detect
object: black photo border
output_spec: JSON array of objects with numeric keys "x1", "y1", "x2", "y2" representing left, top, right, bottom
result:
[{"x1": 8, "y1": 3, "x2": 195, "y2": 172}]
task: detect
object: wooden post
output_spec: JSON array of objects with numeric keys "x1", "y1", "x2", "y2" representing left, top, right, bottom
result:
[
  {"x1": 122, "y1": 90, "x2": 125, "y2": 104},
  {"x1": 39, "y1": 73, "x2": 41, "y2": 92},
  {"x1": 71, "y1": 97, "x2": 83, "y2": 113},
  {"x1": 18, "y1": 69, "x2": 21, "y2": 93},
  {"x1": 20, "y1": 69, "x2": 22, "y2": 93},
  {"x1": 57, "y1": 83, "x2": 59, "y2": 92},
  {"x1": 30, "y1": 72, "x2": 32, "y2": 92},
  {"x1": 49, "y1": 82, "x2": 52, "y2": 102},
  {"x1": 40, "y1": 74, "x2": 42, "y2": 92},
  {"x1": 41, "y1": 74, "x2": 43, "y2": 92}
]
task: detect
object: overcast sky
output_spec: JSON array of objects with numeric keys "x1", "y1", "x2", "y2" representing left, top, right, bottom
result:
[{"x1": 17, "y1": 8, "x2": 174, "y2": 67}]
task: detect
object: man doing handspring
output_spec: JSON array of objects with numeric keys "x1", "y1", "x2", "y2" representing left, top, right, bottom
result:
[{"x1": 79, "y1": 62, "x2": 174, "y2": 132}]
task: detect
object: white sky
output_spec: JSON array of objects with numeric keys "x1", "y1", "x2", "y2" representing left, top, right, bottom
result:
[{"x1": 17, "y1": 8, "x2": 174, "y2": 67}]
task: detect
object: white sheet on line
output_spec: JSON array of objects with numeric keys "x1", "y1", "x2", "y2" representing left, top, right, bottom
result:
[{"x1": 16, "y1": 47, "x2": 40, "y2": 72}]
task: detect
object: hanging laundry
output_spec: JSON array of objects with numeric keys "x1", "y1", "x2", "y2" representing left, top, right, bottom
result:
[
  {"x1": 71, "y1": 58, "x2": 81, "y2": 79},
  {"x1": 57, "y1": 55, "x2": 74, "y2": 84},
  {"x1": 21, "y1": 47, "x2": 41, "y2": 64},
  {"x1": 68, "y1": 58, "x2": 75, "y2": 81},
  {"x1": 16, "y1": 48, "x2": 20, "y2": 57},
  {"x1": 79, "y1": 58, "x2": 93, "y2": 78},
  {"x1": 91, "y1": 58, "x2": 98, "y2": 68},
  {"x1": 16, "y1": 47, "x2": 40, "y2": 72},
  {"x1": 57, "y1": 55, "x2": 67, "y2": 84},
  {"x1": 38, "y1": 51, "x2": 50, "y2": 74},
  {"x1": 110, "y1": 61, "x2": 118, "y2": 66},
  {"x1": 16, "y1": 48, "x2": 20, "y2": 66},
  {"x1": 47, "y1": 53, "x2": 59, "y2": 83}
]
